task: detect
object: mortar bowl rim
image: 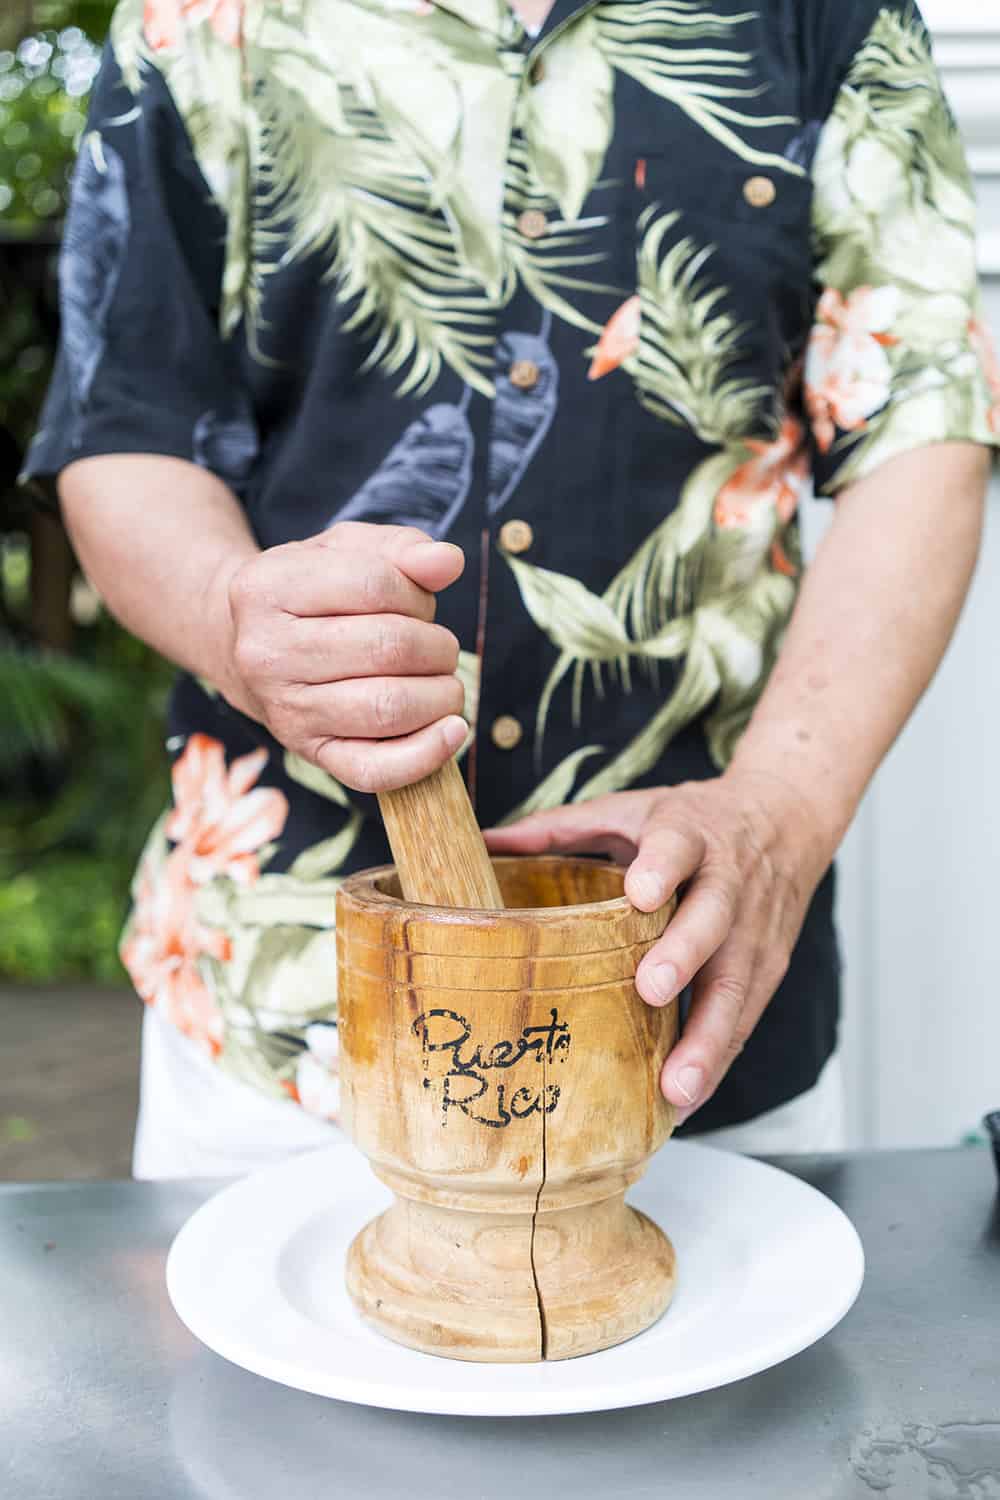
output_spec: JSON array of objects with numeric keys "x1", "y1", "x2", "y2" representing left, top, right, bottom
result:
[{"x1": 337, "y1": 853, "x2": 647, "y2": 925}]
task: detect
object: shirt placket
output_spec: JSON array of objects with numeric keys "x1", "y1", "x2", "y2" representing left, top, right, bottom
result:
[
  {"x1": 472, "y1": 9, "x2": 599, "y2": 800},
  {"x1": 428, "y1": 1, "x2": 601, "y2": 809}
]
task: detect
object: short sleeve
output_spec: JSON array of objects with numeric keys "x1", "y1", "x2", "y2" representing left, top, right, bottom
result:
[
  {"x1": 20, "y1": 10, "x2": 257, "y2": 505},
  {"x1": 804, "y1": 3, "x2": 1000, "y2": 496}
]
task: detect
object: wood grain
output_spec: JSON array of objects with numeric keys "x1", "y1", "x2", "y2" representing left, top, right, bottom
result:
[
  {"x1": 376, "y1": 756, "x2": 504, "y2": 909},
  {"x1": 337, "y1": 855, "x2": 678, "y2": 1362}
]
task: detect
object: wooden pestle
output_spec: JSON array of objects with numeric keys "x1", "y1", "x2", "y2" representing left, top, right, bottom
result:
[{"x1": 376, "y1": 755, "x2": 504, "y2": 909}]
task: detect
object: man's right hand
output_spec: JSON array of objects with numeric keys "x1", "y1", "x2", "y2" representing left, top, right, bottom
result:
[{"x1": 219, "y1": 521, "x2": 468, "y2": 792}]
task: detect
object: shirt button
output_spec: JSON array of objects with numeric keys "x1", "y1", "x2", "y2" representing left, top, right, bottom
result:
[
  {"x1": 499, "y1": 519, "x2": 534, "y2": 554},
  {"x1": 509, "y1": 358, "x2": 540, "y2": 391},
  {"x1": 491, "y1": 715, "x2": 523, "y2": 751},
  {"x1": 517, "y1": 208, "x2": 549, "y2": 240},
  {"x1": 743, "y1": 175, "x2": 776, "y2": 208},
  {"x1": 529, "y1": 55, "x2": 545, "y2": 86}
]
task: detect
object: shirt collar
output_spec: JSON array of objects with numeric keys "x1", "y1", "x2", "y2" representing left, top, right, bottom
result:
[
  {"x1": 430, "y1": 0, "x2": 600, "y2": 43},
  {"x1": 429, "y1": 0, "x2": 517, "y2": 35}
]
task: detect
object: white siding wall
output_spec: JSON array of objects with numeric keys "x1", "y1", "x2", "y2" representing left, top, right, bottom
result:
[{"x1": 820, "y1": 2, "x2": 1000, "y2": 1146}]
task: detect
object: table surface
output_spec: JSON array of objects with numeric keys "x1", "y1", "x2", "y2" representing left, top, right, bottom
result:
[{"x1": 3, "y1": 1148, "x2": 999, "y2": 1500}]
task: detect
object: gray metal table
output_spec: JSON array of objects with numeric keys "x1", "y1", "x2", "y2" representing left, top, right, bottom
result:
[{"x1": 3, "y1": 1149, "x2": 999, "y2": 1500}]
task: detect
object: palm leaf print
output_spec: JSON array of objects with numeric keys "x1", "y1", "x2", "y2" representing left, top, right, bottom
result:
[
  {"x1": 575, "y1": 632, "x2": 721, "y2": 801},
  {"x1": 633, "y1": 207, "x2": 769, "y2": 444},
  {"x1": 197, "y1": 871, "x2": 344, "y2": 931},
  {"x1": 110, "y1": 0, "x2": 248, "y2": 335},
  {"x1": 594, "y1": 1, "x2": 803, "y2": 175},
  {"x1": 499, "y1": 745, "x2": 605, "y2": 824},
  {"x1": 845, "y1": 9, "x2": 951, "y2": 131},
  {"x1": 506, "y1": 545, "x2": 697, "y2": 760},
  {"x1": 288, "y1": 815, "x2": 365, "y2": 881},
  {"x1": 574, "y1": 570, "x2": 791, "y2": 802},
  {"x1": 701, "y1": 572, "x2": 795, "y2": 767},
  {"x1": 248, "y1": 57, "x2": 499, "y2": 395},
  {"x1": 808, "y1": 7, "x2": 996, "y2": 486},
  {"x1": 346, "y1": 4, "x2": 517, "y2": 297},
  {"x1": 517, "y1": 13, "x2": 615, "y2": 223},
  {"x1": 488, "y1": 332, "x2": 559, "y2": 513},
  {"x1": 283, "y1": 751, "x2": 352, "y2": 809},
  {"x1": 504, "y1": 445, "x2": 798, "y2": 778},
  {"x1": 603, "y1": 450, "x2": 735, "y2": 644},
  {"x1": 506, "y1": 556, "x2": 632, "y2": 662},
  {"x1": 329, "y1": 402, "x2": 474, "y2": 538},
  {"x1": 59, "y1": 133, "x2": 129, "y2": 420},
  {"x1": 503, "y1": 138, "x2": 611, "y2": 338}
]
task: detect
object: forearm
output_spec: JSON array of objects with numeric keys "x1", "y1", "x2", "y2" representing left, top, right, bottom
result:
[
  {"x1": 728, "y1": 442, "x2": 991, "y2": 856},
  {"x1": 59, "y1": 454, "x2": 258, "y2": 706}
]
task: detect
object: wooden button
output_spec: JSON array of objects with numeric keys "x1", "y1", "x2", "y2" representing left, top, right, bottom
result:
[
  {"x1": 517, "y1": 208, "x2": 548, "y2": 240},
  {"x1": 529, "y1": 55, "x2": 545, "y2": 86},
  {"x1": 499, "y1": 519, "x2": 534, "y2": 554},
  {"x1": 743, "y1": 175, "x2": 776, "y2": 208},
  {"x1": 509, "y1": 359, "x2": 540, "y2": 391},
  {"x1": 491, "y1": 715, "x2": 523, "y2": 751}
]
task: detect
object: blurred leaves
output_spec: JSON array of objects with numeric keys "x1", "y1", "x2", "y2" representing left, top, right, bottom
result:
[
  {"x1": 0, "y1": 853, "x2": 130, "y2": 982},
  {"x1": 1, "y1": 1, "x2": 112, "y2": 455},
  {"x1": 0, "y1": 1, "x2": 169, "y2": 987},
  {"x1": 0, "y1": 564, "x2": 174, "y2": 981},
  {"x1": 0, "y1": 19, "x2": 105, "y2": 231}
]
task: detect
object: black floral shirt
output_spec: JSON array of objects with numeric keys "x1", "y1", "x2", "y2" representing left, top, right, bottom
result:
[{"x1": 24, "y1": 0, "x2": 1000, "y2": 1131}]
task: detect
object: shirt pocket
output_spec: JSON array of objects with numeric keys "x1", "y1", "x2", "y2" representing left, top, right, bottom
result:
[{"x1": 622, "y1": 154, "x2": 816, "y2": 439}]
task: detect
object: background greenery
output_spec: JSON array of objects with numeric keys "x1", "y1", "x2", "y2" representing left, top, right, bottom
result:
[{"x1": 1, "y1": 0, "x2": 174, "y2": 984}]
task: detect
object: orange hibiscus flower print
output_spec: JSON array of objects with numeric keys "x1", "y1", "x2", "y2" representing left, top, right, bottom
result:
[
  {"x1": 166, "y1": 733, "x2": 289, "y2": 887},
  {"x1": 122, "y1": 735, "x2": 288, "y2": 1057},
  {"x1": 589, "y1": 296, "x2": 640, "y2": 381},
  {"x1": 714, "y1": 416, "x2": 810, "y2": 531},
  {"x1": 122, "y1": 851, "x2": 231, "y2": 1056},
  {"x1": 144, "y1": 0, "x2": 242, "y2": 52},
  {"x1": 969, "y1": 317, "x2": 1000, "y2": 434},
  {"x1": 805, "y1": 286, "x2": 900, "y2": 453}
]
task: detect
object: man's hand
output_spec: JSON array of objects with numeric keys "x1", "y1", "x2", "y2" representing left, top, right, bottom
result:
[
  {"x1": 59, "y1": 461, "x2": 471, "y2": 793},
  {"x1": 219, "y1": 521, "x2": 468, "y2": 792},
  {"x1": 485, "y1": 773, "x2": 831, "y2": 1124}
]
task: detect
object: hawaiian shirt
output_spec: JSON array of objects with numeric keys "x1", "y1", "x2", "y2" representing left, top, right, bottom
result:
[{"x1": 24, "y1": 0, "x2": 1000, "y2": 1132}]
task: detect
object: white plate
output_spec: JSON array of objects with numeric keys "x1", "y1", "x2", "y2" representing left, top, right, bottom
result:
[{"x1": 166, "y1": 1141, "x2": 864, "y2": 1418}]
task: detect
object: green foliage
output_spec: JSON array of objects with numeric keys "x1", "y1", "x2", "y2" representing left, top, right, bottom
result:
[
  {"x1": 0, "y1": 851, "x2": 129, "y2": 982},
  {"x1": 0, "y1": 1, "x2": 115, "y2": 229},
  {"x1": 0, "y1": 2, "x2": 113, "y2": 453},
  {"x1": 0, "y1": 1, "x2": 168, "y2": 986},
  {"x1": 0, "y1": 28, "x2": 100, "y2": 230},
  {"x1": 1, "y1": 541, "x2": 174, "y2": 982},
  {"x1": 0, "y1": 637, "x2": 127, "y2": 770}
]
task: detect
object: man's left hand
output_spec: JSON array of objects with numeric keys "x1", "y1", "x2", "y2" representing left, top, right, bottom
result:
[{"x1": 484, "y1": 774, "x2": 832, "y2": 1125}]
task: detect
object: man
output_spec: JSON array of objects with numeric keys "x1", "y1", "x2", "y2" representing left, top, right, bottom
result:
[{"x1": 24, "y1": 0, "x2": 997, "y2": 1175}]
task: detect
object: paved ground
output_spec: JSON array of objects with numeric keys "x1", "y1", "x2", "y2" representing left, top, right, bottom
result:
[{"x1": 1, "y1": 984, "x2": 140, "y2": 1180}]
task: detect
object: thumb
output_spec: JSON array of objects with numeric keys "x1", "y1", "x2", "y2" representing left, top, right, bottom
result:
[
  {"x1": 395, "y1": 538, "x2": 466, "y2": 594},
  {"x1": 314, "y1": 522, "x2": 466, "y2": 594}
]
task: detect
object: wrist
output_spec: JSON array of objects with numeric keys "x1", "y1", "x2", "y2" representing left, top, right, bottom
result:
[
  {"x1": 204, "y1": 550, "x2": 258, "y2": 717},
  {"x1": 721, "y1": 756, "x2": 844, "y2": 879}
]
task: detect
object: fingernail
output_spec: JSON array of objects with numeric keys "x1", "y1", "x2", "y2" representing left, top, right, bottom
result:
[
  {"x1": 643, "y1": 960, "x2": 678, "y2": 1006},
  {"x1": 673, "y1": 1064, "x2": 704, "y2": 1105},
  {"x1": 630, "y1": 871, "x2": 665, "y2": 909},
  {"x1": 443, "y1": 716, "x2": 468, "y2": 753},
  {"x1": 414, "y1": 539, "x2": 462, "y2": 557}
]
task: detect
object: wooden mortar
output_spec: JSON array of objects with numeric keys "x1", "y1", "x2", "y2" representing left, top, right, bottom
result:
[{"x1": 337, "y1": 843, "x2": 679, "y2": 1362}]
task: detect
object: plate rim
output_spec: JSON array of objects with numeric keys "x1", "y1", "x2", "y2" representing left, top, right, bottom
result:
[{"x1": 165, "y1": 1141, "x2": 866, "y2": 1418}]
